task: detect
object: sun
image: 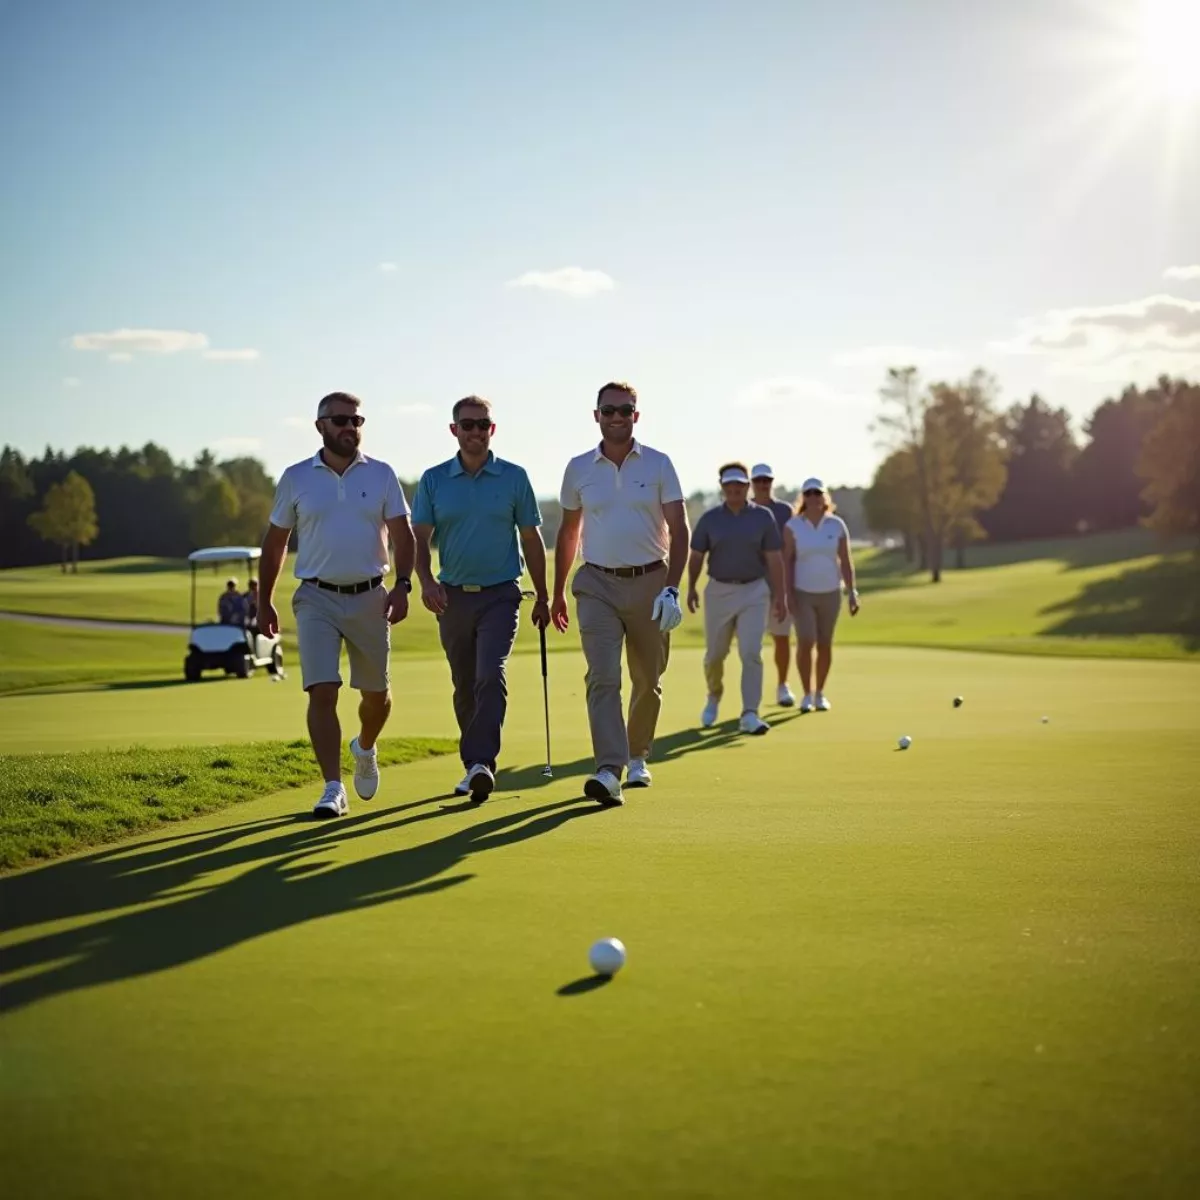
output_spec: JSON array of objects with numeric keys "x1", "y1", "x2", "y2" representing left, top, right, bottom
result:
[{"x1": 1135, "y1": 0, "x2": 1200, "y2": 101}]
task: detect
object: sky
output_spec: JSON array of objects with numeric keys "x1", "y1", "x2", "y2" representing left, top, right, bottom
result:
[{"x1": 1, "y1": 0, "x2": 1198, "y2": 497}]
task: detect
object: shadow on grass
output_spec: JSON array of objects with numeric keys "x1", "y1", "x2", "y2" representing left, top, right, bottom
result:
[
  {"x1": 85, "y1": 558, "x2": 187, "y2": 575},
  {"x1": 1039, "y1": 553, "x2": 1200, "y2": 648},
  {"x1": 0, "y1": 791, "x2": 599, "y2": 1013},
  {"x1": 557, "y1": 975, "x2": 612, "y2": 997}
]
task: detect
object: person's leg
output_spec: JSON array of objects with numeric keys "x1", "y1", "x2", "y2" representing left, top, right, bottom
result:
[
  {"x1": 572, "y1": 567, "x2": 629, "y2": 775},
  {"x1": 773, "y1": 635, "x2": 791, "y2": 686},
  {"x1": 461, "y1": 585, "x2": 521, "y2": 771},
  {"x1": 623, "y1": 572, "x2": 671, "y2": 761},
  {"x1": 794, "y1": 591, "x2": 817, "y2": 699},
  {"x1": 357, "y1": 690, "x2": 392, "y2": 750},
  {"x1": 736, "y1": 582, "x2": 768, "y2": 715},
  {"x1": 292, "y1": 583, "x2": 345, "y2": 784},
  {"x1": 815, "y1": 590, "x2": 842, "y2": 694},
  {"x1": 702, "y1": 580, "x2": 737, "y2": 704},
  {"x1": 306, "y1": 683, "x2": 343, "y2": 782},
  {"x1": 438, "y1": 589, "x2": 479, "y2": 763},
  {"x1": 343, "y1": 587, "x2": 394, "y2": 800}
]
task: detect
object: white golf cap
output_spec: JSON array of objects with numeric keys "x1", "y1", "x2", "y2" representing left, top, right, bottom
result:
[
  {"x1": 720, "y1": 466, "x2": 750, "y2": 484},
  {"x1": 801, "y1": 477, "x2": 826, "y2": 492},
  {"x1": 750, "y1": 463, "x2": 774, "y2": 479}
]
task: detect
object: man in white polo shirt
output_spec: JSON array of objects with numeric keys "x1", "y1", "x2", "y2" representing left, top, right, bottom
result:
[
  {"x1": 551, "y1": 381, "x2": 689, "y2": 807},
  {"x1": 259, "y1": 391, "x2": 415, "y2": 819}
]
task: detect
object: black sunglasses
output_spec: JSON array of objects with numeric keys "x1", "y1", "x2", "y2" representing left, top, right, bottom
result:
[
  {"x1": 455, "y1": 418, "x2": 493, "y2": 432},
  {"x1": 598, "y1": 403, "x2": 636, "y2": 418},
  {"x1": 324, "y1": 414, "x2": 365, "y2": 428}
]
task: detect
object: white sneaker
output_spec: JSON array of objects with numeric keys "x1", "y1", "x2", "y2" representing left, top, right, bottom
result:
[
  {"x1": 777, "y1": 683, "x2": 796, "y2": 708},
  {"x1": 799, "y1": 693, "x2": 815, "y2": 714},
  {"x1": 466, "y1": 763, "x2": 495, "y2": 802},
  {"x1": 584, "y1": 769, "x2": 625, "y2": 807},
  {"x1": 701, "y1": 695, "x2": 720, "y2": 728},
  {"x1": 349, "y1": 736, "x2": 379, "y2": 800},
  {"x1": 312, "y1": 781, "x2": 348, "y2": 820},
  {"x1": 454, "y1": 771, "x2": 472, "y2": 797},
  {"x1": 739, "y1": 712, "x2": 770, "y2": 736},
  {"x1": 815, "y1": 692, "x2": 831, "y2": 712},
  {"x1": 626, "y1": 758, "x2": 652, "y2": 788}
]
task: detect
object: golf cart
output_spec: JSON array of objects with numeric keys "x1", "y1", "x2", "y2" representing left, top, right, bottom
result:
[{"x1": 183, "y1": 546, "x2": 284, "y2": 682}]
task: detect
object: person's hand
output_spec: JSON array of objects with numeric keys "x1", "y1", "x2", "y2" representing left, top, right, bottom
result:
[
  {"x1": 420, "y1": 578, "x2": 448, "y2": 616},
  {"x1": 848, "y1": 588, "x2": 860, "y2": 617},
  {"x1": 651, "y1": 586, "x2": 683, "y2": 633},
  {"x1": 687, "y1": 588, "x2": 700, "y2": 614},
  {"x1": 530, "y1": 598, "x2": 551, "y2": 630},
  {"x1": 261, "y1": 601, "x2": 280, "y2": 638},
  {"x1": 772, "y1": 593, "x2": 788, "y2": 624},
  {"x1": 551, "y1": 594, "x2": 570, "y2": 633},
  {"x1": 385, "y1": 586, "x2": 410, "y2": 625}
]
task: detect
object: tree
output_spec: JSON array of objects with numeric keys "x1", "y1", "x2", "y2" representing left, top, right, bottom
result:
[
  {"x1": 27, "y1": 470, "x2": 99, "y2": 572},
  {"x1": 1138, "y1": 379, "x2": 1200, "y2": 539},
  {"x1": 188, "y1": 472, "x2": 242, "y2": 548},
  {"x1": 981, "y1": 395, "x2": 1078, "y2": 542},
  {"x1": 864, "y1": 449, "x2": 923, "y2": 561}
]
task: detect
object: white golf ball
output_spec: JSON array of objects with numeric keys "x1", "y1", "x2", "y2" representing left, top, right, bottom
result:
[
  {"x1": 898, "y1": 735, "x2": 912, "y2": 750},
  {"x1": 1041, "y1": 716, "x2": 1049, "y2": 724},
  {"x1": 589, "y1": 937, "x2": 626, "y2": 977}
]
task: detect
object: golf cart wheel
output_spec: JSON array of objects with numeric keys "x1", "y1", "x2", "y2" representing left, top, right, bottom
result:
[
  {"x1": 269, "y1": 644, "x2": 284, "y2": 675},
  {"x1": 184, "y1": 655, "x2": 202, "y2": 683},
  {"x1": 227, "y1": 649, "x2": 251, "y2": 679}
]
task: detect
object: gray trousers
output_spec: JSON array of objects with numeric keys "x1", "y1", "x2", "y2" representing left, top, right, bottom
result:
[
  {"x1": 438, "y1": 581, "x2": 522, "y2": 770},
  {"x1": 571, "y1": 565, "x2": 670, "y2": 775},
  {"x1": 703, "y1": 578, "x2": 769, "y2": 714}
]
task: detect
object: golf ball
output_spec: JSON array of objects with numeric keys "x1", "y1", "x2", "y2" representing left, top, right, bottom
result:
[
  {"x1": 589, "y1": 937, "x2": 626, "y2": 977},
  {"x1": 1041, "y1": 716, "x2": 1049, "y2": 724},
  {"x1": 953, "y1": 696, "x2": 964, "y2": 708},
  {"x1": 898, "y1": 735, "x2": 912, "y2": 750}
]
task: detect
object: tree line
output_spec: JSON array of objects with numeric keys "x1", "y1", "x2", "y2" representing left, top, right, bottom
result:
[{"x1": 863, "y1": 370, "x2": 1199, "y2": 581}]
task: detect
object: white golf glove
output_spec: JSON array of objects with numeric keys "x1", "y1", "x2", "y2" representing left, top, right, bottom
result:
[{"x1": 651, "y1": 586, "x2": 683, "y2": 633}]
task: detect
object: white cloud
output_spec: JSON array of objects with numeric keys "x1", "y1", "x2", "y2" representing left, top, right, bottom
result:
[
  {"x1": 735, "y1": 377, "x2": 862, "y2": 409},
  {"x1": 72, "y1": 328, "x2": 209, "y2": 355},
  {"x1": 393, "y1": 403, "x2": 433, "y2": 415},
  {"x1": 377, "y1": 262, "x2": 398, "y2": 273},
  {"x1": 1164, "y1": 264, "x2": 1200, "y2": 281},
  {"x1": 203, "y1": 348, "x2": 260, "y2": 362},
  {"x1": 210, "y1": 437, "x2": 263, "y2": 454},
  {"x1": 108, "y1": 352, "x2": 133, "y2": 363},
  {"x1": 506, "y1": 266, "x2": 616, "y2": 298},
  {"x1": 831, "y1": 344, "x2": 957, "y2": 370},
  {"x1": 62, "y1": 376, "x2": 81, "y2": 388}
]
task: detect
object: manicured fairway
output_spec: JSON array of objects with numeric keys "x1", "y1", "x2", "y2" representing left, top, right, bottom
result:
[{"x1": 2, "y1": 647, "x2": 1198, "y2": 1197}]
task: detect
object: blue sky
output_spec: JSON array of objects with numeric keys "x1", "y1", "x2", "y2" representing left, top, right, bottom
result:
[{"x1": 2, "y1": 0, "x2": 1198, "y2": 496}]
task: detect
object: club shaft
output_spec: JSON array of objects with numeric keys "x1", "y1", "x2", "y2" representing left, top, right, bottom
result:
[{"x1": 539, "y1": 625, "x2": 551, "y2": 769}]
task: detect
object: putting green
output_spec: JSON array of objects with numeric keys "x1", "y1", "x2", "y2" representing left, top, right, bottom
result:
[{"x1": 2, "y1": 647, "x2": 1198, "y2": 1197}]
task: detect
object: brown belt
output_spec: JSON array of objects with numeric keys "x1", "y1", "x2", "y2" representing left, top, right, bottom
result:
[{"x1": 585, "y1": 560, "x2": 665, "y2": 579}]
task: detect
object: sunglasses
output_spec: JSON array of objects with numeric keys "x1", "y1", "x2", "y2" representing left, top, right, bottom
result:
[
  {"x1": 324, "y1": 414, "x2": 365, "y2": 428},
  {"x1": 598, "y1": 404, "x2": 636, "y2": 418},
  {"x1": 803, "y1": 489, "x2": 824, "y2": 497},
  {"x1": 455, "y1": 418, "x2": 493, "y2": 432}
]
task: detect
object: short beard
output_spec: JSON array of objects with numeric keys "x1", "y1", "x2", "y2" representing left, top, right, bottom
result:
[{"x1": 322, "y1": 429, "x2": 358, "y2": 457}]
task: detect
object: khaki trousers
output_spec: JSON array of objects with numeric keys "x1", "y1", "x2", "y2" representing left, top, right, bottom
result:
[
  {"x1": 702, "y1": 578, "x2": 769, "y2": 715},
  {"x1": 571, "y1": 565, "x2": 670, "y2": 774}
]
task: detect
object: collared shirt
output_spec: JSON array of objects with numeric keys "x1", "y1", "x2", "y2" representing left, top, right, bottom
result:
[
  {"x1": 764, "y1": 498, "x2": 794, "y2": 535},
  {"x1": 411, "y1": 452, "x2": 542, "y2": 587},
  {"x1": 218, "y1": 591, "x2": 247, "y2": 624},
  {"x1": 691, "y1": 502, "x2": 782, "y2": 582},
  {"x1": 269, "y1": 451, "x2": 410, "y2": 584},
  {"x1": 787, "y1": 512, "x2": 849, "y2": 593},
  {"x1": 559, "y1": 440, "x2": 684, "y2": 568}
]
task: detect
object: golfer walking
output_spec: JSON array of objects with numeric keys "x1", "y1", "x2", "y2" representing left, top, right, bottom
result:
[
  {"x1": 551, "y1": 382, "x2": 689, "y2": 807},
  {"x1": 259, "y1": 392, "x2": 414, "y2": 818},
  {"x1": 688, "y1": 462, "x2": 787, "y2": 735},
  {"x1": 412, "y1": 396, "x2": 549, "y2": 803},
  {"x1": 782, "y1": 477, "x2": 859, "y2": 712},
  {"x1": 751, "y1": 463, "x2": 799, "y2": 707}
]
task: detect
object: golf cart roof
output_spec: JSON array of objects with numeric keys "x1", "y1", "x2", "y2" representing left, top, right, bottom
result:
[{"x1": 188, "y1": 546, "x2": 262, "y2": 564}]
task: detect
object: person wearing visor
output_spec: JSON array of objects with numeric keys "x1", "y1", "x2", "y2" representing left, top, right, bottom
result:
[
  {"x1": 687, "y1": 462, "x2": 786, "y2": 736},
  {"x1": 750, "y1": 463, "x2": 799, "y2": 708},
  {"x1": 782, "y1": 477, "x2": 859, "y2": 713}
]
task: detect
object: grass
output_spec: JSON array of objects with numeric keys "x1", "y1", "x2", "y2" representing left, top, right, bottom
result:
[
  {"x1": 0, "y1": 737, "x2": 456, "y2": 870},
  {"x1": 1, "y1": 646, "x2": 1197, "y2": 1196}
]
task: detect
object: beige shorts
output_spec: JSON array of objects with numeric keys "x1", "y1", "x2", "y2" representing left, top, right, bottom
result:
[
  {"x1": 292, "y1": 581, "x2": 390, "y2": 692},
  {"x1": 767, "y1": 610, "x2": 793, "y2": 639},
  {"x1": 792, "y1": 588, "x2": 842, "y2": 645}
]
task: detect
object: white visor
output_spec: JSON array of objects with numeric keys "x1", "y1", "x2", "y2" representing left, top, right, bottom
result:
[
  {"x1": 720, "y1": 467, "x2": 750, "y2": 485},
  {"x1": 801, "y1": 477, "x2": 825, "y2": 493},
  {"x1": 750, "y1": 463, "x2": 774, "y2": 479}
]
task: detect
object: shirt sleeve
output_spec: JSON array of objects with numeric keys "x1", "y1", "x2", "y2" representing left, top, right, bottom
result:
[
  {"x1": 384, "y1": 468, "x2": 410, "y2": 519},
  {"x1": 559, "y1": 458, "x2": 582, "y2": 510},
  {"x1": 411, "y1": 471, "x2": 435, "y2": 526},
  {"x1": 834, "y1": 514, "x2": 850, "y2": 540},
  {"x1": 268, "y1": 468, "x2": 296, "y2": 529},
  {"x1": 690, "y1": 512, "x2": 711, "y2": 553},
  {"x1": 514, "y1": 468, "x2": 542, "y2": 528},
  {"x1": 659, "y1": 454, "x2": 685, "y2": 505}
]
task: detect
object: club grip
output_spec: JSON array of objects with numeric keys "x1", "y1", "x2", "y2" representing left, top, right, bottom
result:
[{"x1": 539, "y1": 624, "x2": 548, "y2": 675}]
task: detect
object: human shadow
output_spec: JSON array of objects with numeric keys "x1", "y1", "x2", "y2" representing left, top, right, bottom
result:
[{"x1": 1, "y1": 796, "x2": 598, "y2": 1014}]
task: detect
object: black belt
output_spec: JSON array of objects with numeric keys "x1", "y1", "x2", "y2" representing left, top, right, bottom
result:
[
  {"x1": 711, "y1": 577, "x2": 764, "y2": 585},
  {"x1": 304, "y1": 576, "x2": 382, "y2": 595},
  {"x1": 586, "y1": 560, "x2": 665, "y2": 579}
]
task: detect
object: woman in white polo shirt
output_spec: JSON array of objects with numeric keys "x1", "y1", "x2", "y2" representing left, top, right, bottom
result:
[{"x1": 782, "y1": 477, "x2": 859, "y2": 713}]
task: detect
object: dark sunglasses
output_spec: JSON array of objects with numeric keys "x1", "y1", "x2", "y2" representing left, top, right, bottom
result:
[
  {"x1": 598, "y1": 403, "x2": 636, "y2": 418},
  {"x1": 455, "y1": 418, "x2": 493, "y2": 432},
  {"x1": 324, "y1": 414, "x2": 365, "y2": 428}
]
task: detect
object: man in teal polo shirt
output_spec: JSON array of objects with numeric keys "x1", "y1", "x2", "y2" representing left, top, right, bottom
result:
[{"x1": 412, "y1": 395, "x2": 549, "y2": 802}]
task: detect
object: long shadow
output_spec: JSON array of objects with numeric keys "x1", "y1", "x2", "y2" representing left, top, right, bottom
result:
[{"x1": 1, "y1": 795, "x2": 597, "y2": 1013}]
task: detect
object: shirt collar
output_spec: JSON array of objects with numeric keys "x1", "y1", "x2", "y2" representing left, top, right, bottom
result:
[
  {"x1": 449, "y1": 451, "x2": 499, "y2": 477},
  {"x1": 593, "y1": 438, "x2": 642, "y2": 462},
  {"x1": 312, "y1": 450, "x2": 367, "y2": 470}
]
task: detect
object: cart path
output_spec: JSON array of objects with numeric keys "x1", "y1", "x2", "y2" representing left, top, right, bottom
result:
[{"x1": 0, "y1": 609, "x2": 189, "y2": 635}]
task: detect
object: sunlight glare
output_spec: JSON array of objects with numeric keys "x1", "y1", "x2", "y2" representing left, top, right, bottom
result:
[{"x1": 1137, "y1": 0, "x2": 1200, "y2": 100}]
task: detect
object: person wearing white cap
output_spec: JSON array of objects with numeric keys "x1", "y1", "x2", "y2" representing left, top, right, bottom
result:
[
  {"x1": 750, "y1": 463, "x2": 800, "y2": 707},
  {"x1": 782, "y1": 478, "x2": 858, "y2": 712},
  {"x1": 687, "y1": 461, "x2": 787, "y2": 735}
]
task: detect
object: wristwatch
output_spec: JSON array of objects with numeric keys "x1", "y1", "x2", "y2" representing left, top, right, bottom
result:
[{"x1": 395, "y1": 577, "x2": 412, "y2": 593}]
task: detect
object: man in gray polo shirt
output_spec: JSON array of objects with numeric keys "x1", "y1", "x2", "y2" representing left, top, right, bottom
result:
[
  {"x1": 688, "y1": 461, "x2": 786, "y2": 735},
  {"x1": 751, "y1": 463, "x2": 800, "y2": 708},
  {"x1": 259, "y1": 391, "x2": 414, "y2": 819}
]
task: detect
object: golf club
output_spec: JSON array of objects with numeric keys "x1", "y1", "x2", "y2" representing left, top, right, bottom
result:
[{"x1": 521, "y1": 590, "x2": 553, "y2": 777}]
